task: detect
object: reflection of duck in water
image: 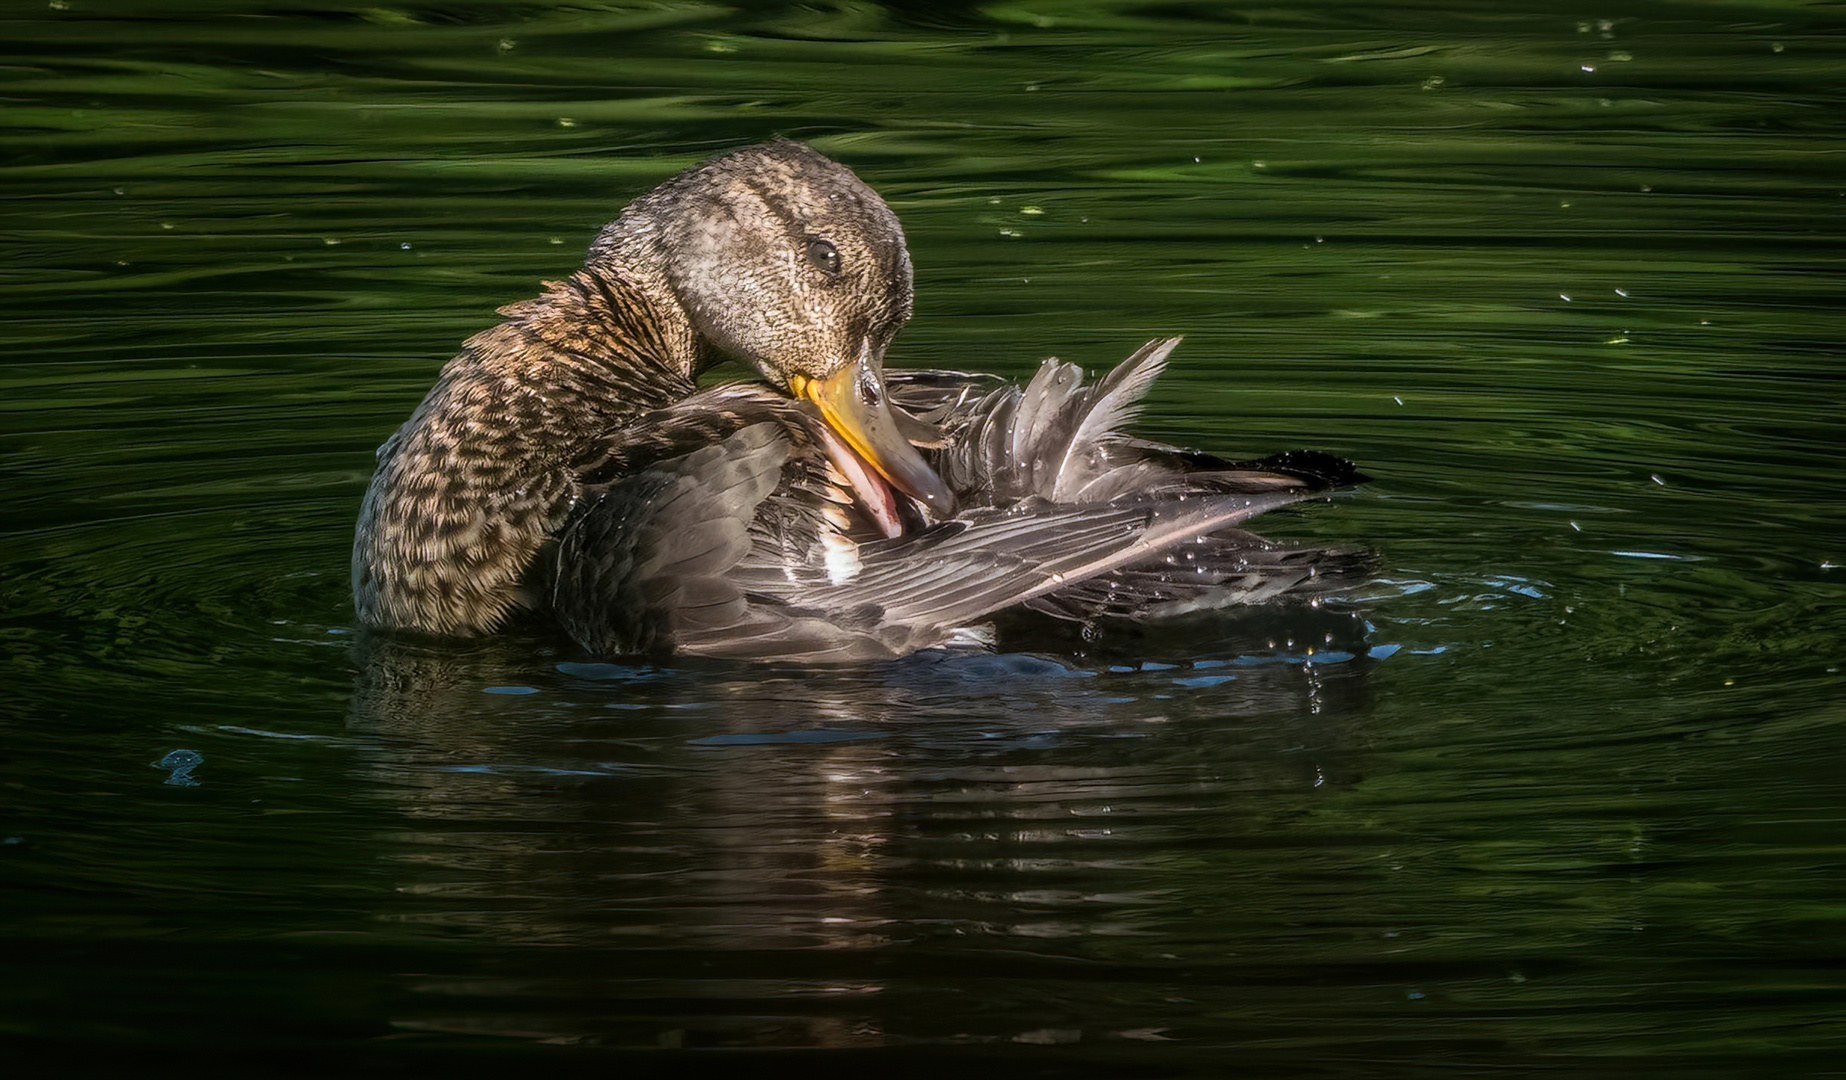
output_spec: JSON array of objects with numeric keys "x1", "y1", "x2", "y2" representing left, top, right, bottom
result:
[{"x1": 352, "y1": 140, "x2": 1367, "y2": 661}]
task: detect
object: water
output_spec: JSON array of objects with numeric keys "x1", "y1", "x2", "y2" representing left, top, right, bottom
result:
[{"x1": 3, "y1": 2, "x2": 1843, "y2": 1075}]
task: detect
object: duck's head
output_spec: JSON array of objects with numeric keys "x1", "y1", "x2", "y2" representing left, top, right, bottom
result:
[{"x1": 601, "y1": 139, "x2": 954, "y2": 521}]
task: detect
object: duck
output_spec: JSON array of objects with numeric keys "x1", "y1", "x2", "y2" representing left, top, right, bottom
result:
[{"x1": 352, "y1": 139, "x2": 1368, "y2": 662}]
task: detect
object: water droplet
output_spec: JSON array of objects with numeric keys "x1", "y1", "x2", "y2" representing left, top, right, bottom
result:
[{"x1": 155, "y1": 749, "x2": 202, "y2": 787}]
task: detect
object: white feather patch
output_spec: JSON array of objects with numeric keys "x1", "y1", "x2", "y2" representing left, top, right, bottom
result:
[{"x1": 822, "y1": 531, "x2": 863, "y2": 585}]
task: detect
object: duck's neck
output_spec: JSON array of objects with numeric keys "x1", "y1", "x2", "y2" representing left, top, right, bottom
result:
[
  {"x1": 494, "y1": 259, "x2": 706, "y2": 410},
  {"x1": 351, "y1": 259, "x2": 714, "y2": 638}
]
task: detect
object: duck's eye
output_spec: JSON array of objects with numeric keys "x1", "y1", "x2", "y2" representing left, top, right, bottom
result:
[
  {"x1": 805, "y1": 237, "x2": 842, "y2": 275},
  {"x1": 857, "y1": 364, "x2": 883, "y2": 407}
]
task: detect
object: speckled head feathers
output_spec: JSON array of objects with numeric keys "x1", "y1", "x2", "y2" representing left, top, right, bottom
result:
[{"x1": 591, "y1": 139, "x2": 914, "y2": 387}]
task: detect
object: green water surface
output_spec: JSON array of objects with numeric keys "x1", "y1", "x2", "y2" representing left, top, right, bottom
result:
[{"x1": 2, "y1": 2, "x2": 1843, "y2": 1077}]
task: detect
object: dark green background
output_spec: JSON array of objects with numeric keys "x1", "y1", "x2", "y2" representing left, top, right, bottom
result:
[{"x1": 3, "y1": 2, "x2": 1842, "y2": 1076}]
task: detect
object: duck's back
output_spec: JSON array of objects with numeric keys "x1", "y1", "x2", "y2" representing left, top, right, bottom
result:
[{"x1": 546, "y1": 339, "x2": 1370, "y2": 662}]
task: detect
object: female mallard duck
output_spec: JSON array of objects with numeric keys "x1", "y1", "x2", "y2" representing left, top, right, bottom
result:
[{"x1": 353, "y1": 140, "x2": 1366, "y2": 661}]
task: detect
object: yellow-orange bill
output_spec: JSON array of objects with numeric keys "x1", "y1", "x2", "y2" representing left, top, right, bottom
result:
[{"x1": 792, "y1": 362, "x2": 957, "y2": 520}]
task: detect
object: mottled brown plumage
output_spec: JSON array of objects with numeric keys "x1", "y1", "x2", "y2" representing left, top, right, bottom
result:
[{"x1": 352, "y1": 140, "x2": 1369, "y2": 661}]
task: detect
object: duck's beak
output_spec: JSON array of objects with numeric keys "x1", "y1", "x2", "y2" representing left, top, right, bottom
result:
[{"x1": 790, "y1": 355, "x2": 957, "y2": 520}]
